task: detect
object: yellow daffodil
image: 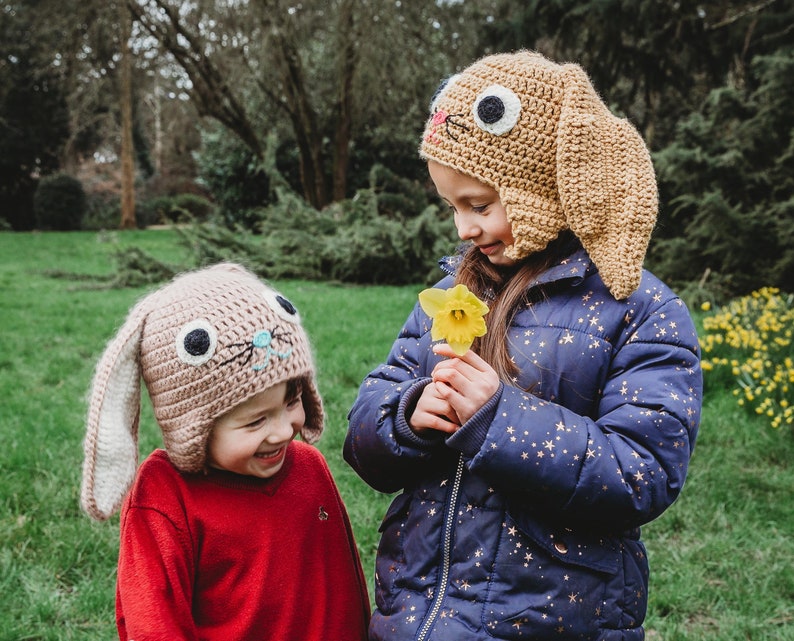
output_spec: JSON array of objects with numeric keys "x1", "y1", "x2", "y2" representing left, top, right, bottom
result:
[
  {"x1": 700, "y1": 286, "x2": 794, "y2": 430},
  {"x1": 418, "y1": 284, "x2": 489, "y2": 355}
]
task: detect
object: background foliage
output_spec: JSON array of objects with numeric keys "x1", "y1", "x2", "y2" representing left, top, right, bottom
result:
[{"x1": 1, "y1": 0, "x2": 793, "y2": 297}]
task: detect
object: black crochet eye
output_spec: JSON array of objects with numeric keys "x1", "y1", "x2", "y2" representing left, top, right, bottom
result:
[
  {"x1": 472, "y1": 84, "x2": 521, "y2": 136},
  {"x1": 477, "y1": 95, "x2": 505, "y2": 124},
  {"x1": 262, "y1": 288, "x2": 301, "y2": 325},
  {"x1": 176, "y1": 319, "x2": 218, "y2": 366},
  {"x1": 184, "y1": 329, "x2": 210, "y2": 355},
  {"x1": 276, "y1": 295, "x2": 297, "y2": 316},
  {"x1": 429, "y1": 73, "x2": 460, "y2": 113}
]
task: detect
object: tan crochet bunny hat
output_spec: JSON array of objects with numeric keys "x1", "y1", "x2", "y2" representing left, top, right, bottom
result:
[
  {"x1": 420, "y1": 50, "x2": 657, "y2": 299},
  {"x1": 80, "y1": 263, "x2": 324, "y2": 521}
]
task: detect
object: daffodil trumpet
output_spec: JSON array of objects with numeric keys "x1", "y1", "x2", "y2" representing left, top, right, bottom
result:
[{"x1": 418, "y1": 284, "x2": 489, "y2": 356}]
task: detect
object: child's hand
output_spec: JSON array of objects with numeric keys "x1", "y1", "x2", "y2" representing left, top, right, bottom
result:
[
  {"x1": 409, "y1": 381, "x2": 461, "y2": 435},
  {"x1": 430, "y1": 344, "x2": 500, "y2": 425}
]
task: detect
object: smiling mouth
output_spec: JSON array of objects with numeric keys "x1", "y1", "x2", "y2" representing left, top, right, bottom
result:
[
  {"x1": 477, "y1": 243, "x2": 499, "y2": 255},
  {"x1": 254, "y1": 447, "x2": 285, "y2": 463}
]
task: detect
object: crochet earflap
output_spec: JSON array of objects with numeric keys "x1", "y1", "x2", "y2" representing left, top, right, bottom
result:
[
  {"x1": 81, "y1": 304, "x2": 148, "y2": 522},
  {"x1": 80, "y1": 263, "x2": 324, "y2": 521},
  {"x1": 420, "y1": 51, "x2": 657, "y2": 300},
  {"x1": 554, "y1": 63, "x2": 657, "y2": 300}
]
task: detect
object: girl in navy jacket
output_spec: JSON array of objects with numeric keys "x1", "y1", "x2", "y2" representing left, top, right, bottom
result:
[{"x1": 345, "y1": 51, "x2": 702, "y2": 641}]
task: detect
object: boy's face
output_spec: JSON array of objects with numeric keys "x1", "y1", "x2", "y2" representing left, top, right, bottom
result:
[{"x1": 207, "y1": 382, "x2": 305, "y2": 478}]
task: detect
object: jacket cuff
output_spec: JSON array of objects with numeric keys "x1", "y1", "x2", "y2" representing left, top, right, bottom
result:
[
  {"x1": 446, "y1": 382, "x2": 503, "y2": 457},
  {"x1": 395, "y1": 378, "x2": 445, "y2": 448}
]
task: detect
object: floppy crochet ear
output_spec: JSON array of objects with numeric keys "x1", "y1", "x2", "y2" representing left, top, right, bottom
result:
[
  {"x1": 556, "y1": 63, "x2": 657, "y2": 300},
  {"x1": 80, "y1": 306, "x2": 147, "y2": 521}
]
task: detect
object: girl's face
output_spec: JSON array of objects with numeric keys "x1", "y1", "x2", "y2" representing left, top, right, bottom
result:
[
  {"x1": 207, "y1": 381, "x2": 305, "y2": 478},
  {"x1": 428, "y1": 160, "x2": 517, "y2": 267}
]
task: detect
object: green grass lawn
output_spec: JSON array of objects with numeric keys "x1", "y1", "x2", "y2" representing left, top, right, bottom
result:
[{"x1": 1, "y1": 230, "x2": 792, "y2": 640}]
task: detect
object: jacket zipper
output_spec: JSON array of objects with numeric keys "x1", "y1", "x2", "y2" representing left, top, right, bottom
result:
[{"x1": 416, "y1": 455, "x2": 465, "y2": 641}]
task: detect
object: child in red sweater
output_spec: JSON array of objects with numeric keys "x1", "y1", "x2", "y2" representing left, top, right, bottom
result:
[{"x1": 80, "y1": 263, "x2": 370, "y2": 641}]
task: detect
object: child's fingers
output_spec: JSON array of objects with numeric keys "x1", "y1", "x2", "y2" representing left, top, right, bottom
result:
[
  {"x1": 432, "y1": 345, "x2": 498, "y2": 390},
  {"x1": 409, "y1": 383, "x2": 461, "y2": 434},
  {"x1": 414, "y1": 412, "x2": 460, "y2": 434},
  {"x1": 430, "y1": 344, "x2": 500, "y2": 424},
  {"x1": 432, "y1": 343, "x2": 489, "y2": 369}
]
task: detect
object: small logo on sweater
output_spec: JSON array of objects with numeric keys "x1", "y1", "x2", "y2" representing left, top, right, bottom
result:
[{"x1": 318, "y1": 506, "x2": 329, "y2": 521}]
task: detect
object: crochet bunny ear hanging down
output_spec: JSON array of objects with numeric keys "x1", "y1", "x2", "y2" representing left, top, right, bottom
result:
[
  {"x1": 555, "y1": 63, "x2": 658, "y2": 300},
  {"x1": 80, "y1": 301, "x2": 149, "y2": 521}
]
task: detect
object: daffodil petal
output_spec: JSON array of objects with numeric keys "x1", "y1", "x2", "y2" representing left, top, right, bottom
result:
[
  {"x1": 419, "y1": 284, "x2": 489, "y2": 355},
  {"x1": 447, "y1": 339, "x2": 472, "y2": 356},
  {"x1": 418, "y1": 288, "x2": 449, "y2": 317},
  {"x1": 451, "y1": 284, "x2": 489, "y2": 315}
]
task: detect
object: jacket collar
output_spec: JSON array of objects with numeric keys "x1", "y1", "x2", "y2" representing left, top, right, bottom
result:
[{"x1": 440, "y1": 247, "x2": 595, "y2": 291}]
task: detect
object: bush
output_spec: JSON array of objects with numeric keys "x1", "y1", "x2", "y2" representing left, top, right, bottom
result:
[
  {"x1": 194, "y1": 125, "x2": 272, "y2": 226},
  {"x1": 368, "y1": 164, "x2": 429, "y2": 220},
  {"x1": 137, "y1": 194, "x2": 217, "y2": 227},
  {"x1": 81, "y1": 191, "x2": 121, "y2": 231},
  {"x1": 172, "y1": 185, "x2": 457, "y2": 286},
  {"x1": 33, "y1": 173, "x2": 86, "y2": 230},
  {"x1": 321, "y1": 191, "x2": 456, "y2": 285}
]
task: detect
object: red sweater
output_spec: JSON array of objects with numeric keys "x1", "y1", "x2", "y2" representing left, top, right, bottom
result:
[{"x1": 116, "y1": 443, "x2": 370, "y2": 641}]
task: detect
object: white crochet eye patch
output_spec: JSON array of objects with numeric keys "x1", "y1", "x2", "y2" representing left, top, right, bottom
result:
[
  {"x1": 176, "y1": 319, "x2": 218, "y2": 366},
  {"x1": 263, "y1": 289, "x2": 302, "y2": 325},
  {"x1": 472, "y1": 84, "x2": 521, "y2": 136},
  {"x1": 429, "y1": 73, "x2": 461, "y2": 113}
]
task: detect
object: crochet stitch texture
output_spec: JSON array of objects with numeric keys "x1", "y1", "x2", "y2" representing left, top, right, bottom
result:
[
  {"x1": 420, "y1": 50, "x2": 657, "y2": 300},
  {"x1": 81, "y1": 263, "x2": 324, "y2": 521}
]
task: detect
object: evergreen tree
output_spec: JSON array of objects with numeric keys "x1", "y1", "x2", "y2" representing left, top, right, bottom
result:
[
  {"x1": 0, "y1": 3, "x2": 70, "y2": 230},
  {"x1": 650, "y1": 47, "x2": 794, "y2": 300}
]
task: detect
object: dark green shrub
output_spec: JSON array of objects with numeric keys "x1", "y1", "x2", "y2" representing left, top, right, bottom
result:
[
  {"x1": 135, "y1": 194, "x2": 217, "y2": 228},
  {"x1": 170, "y1": 185, "x2": 456, "y2": 286},
  {"x1": 134, "y1": 197, "x2": 168, "y2": 228},
  {"x1": 97, "y1": 174, "x2": 456, "y2": 286},
  {"x1": 81, "y1": 192, "x2": 121, "y2": 231},
  {"x1": 368, "y1": 164, "x2": 429, "y2": 220},
  {"x1": 322, "y1": 192, "x2": 456, "y2": 285},
  {"x1": 170, "y1": 193, "x2": 216, "y2": 222},
  {"x1": 33, "y1": 173, "x2": 86, "y2": 230},
  {"x1": 194, "y1": 126, "x2": 271, "y2": 227}
]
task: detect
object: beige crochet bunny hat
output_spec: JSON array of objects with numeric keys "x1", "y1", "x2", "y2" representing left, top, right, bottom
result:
[
  {"x1": 80, "y1": 263, "x2": 324, "y2": 521},
  {"x1": 420, "y1": 50, "x2": 657, "y2": 299}
]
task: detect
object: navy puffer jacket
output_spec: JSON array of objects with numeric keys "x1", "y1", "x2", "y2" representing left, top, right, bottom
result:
[{"x1": 345, "y1": 250, "x2": 702, "y2": 641}]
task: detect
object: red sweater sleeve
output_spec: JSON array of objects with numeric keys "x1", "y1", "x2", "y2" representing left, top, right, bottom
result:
[{"x1": 116, "y1": 456, "x2": 199, "y2": 641}]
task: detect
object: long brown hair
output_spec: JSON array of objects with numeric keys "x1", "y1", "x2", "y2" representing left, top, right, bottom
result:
[{"x1": 455, "y1": 231, "x2": 579, "y2": 383}]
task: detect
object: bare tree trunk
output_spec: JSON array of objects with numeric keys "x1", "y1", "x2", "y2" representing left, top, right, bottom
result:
[
  {"x1": 331, "y1": 0, "x2": 358, "y2": 202},
  {"x1": 150, "y1": 74, "x2": 163, "y2": 175},
  {"x1": 119, "y1": 0, "x2": 136, "y2": 230},
  {"x1": 271, "y1": 28, "x2": 327, "y2": 208}
]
